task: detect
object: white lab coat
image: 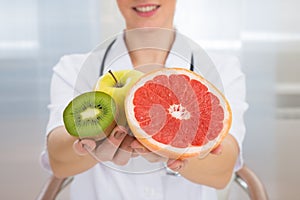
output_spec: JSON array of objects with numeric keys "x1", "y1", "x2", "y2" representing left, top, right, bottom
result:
[{"x1": 41, "y1": 32, "x2": 248, "y2": 200}]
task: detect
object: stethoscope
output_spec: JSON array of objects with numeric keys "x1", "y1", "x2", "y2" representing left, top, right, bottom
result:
[
  {"x1": 98, "y1": 38, "x2": 195, "y2": 176},
  {"x1": 99, "y1": 38, "x2": 194, "y2": 76}
]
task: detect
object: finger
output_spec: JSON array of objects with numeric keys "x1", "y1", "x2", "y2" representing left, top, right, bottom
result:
[
  {"x1": 135, "y1": 148, "x2": 168, "y2": 163},
  {"x1": 130, "y1": 140, "x2": 145, "y2": 150},
  {"x1": 73, "y1": 139, "x2": 96, "y2": 156},
  {"x1": 129, "y1": 139, "x2": 141, "y2": 157},
  {"x1": 95, "y1": 126, "x2": 127, "y2": 161},
  {"x1": 131, "y1": 140, "x2": 167, "y2": 162},
  {"x1": 131, "y1": 151, "x2": 140, "y2": 157},
  {"x1": 112, "y1": 135, "x2": 134, "y2": 166},
  {"x1": 130, "y1": 138, "x2": 144, "y2": 157},
  {"x1": 118, "y1": 135, "x2": 136, "y2": 151},
  {"x1": 210, "y1": 144, "x2": 223, "y2": 155},
  {"x1": 167, "y1": 159, "x2": 188, "y2": 171}
]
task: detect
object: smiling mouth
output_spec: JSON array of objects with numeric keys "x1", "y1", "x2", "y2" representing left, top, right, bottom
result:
[{"x1": 133, "y1": 5, "x2": 160, "y2": 13}]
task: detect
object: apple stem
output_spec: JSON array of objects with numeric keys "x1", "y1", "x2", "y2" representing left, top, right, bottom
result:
[{"x1": 108, "y1": 70, "x2": 122, "y2": 87}]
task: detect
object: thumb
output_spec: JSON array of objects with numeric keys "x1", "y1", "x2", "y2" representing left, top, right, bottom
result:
[{"x1": 73, "y1": 139, "x2": 96, "y2": 156}]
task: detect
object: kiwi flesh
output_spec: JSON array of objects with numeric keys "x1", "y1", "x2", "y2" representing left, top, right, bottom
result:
[{"x1": 63, "y1": 91, "x2": 117, "y2": 139}]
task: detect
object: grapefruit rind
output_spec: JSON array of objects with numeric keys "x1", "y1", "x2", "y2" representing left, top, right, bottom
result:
[{"x1": 125, "y1": 68, "x2": 232, "y2": 159}]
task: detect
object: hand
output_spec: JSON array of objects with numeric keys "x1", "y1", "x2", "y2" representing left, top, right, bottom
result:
[
  {"x1": 130, "y1": 141, "x2": 223, "y2": 172},
  {"x1": 130, "y1": 140, "x2": 168, "y2": 163},
  {"x1": 130, "y1": 140, "x2": 189, "y2": 172},
  {"x1": 210, "y1": 144, "x2": 223, "y2": 155},
  {"x1": 73, "y1": 126, "x2": 136, "y2": 166}
]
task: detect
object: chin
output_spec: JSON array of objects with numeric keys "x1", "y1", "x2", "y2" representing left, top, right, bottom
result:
[{"x1": 127, "y1": 21, "x2": 174, "y2": 30}]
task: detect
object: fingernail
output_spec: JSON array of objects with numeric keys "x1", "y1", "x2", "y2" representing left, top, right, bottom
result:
[
  {"x1": 114, "y1": 131, "x2": 125, "y2": 140},
  {"x1": 175, "y1": 164, "x2": 183, "y2": 171}
]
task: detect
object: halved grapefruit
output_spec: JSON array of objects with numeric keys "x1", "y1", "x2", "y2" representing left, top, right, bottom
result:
[{"x1": 125, "y1": 68, "x2": 232, "y2": 159}]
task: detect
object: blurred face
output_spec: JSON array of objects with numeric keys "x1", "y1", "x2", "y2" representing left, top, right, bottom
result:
[{"x1": 116, "y1": 0, "x2": 176, "y2": 29}]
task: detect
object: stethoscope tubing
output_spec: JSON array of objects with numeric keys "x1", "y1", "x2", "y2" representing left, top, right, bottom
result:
[{"x1": 99, "y1": 38, "x2": 194, "y2": 76}]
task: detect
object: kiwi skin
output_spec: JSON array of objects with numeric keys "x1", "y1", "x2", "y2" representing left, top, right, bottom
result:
[{"x1": 63, "y1": 91, "x2": 117, "y2": 140}]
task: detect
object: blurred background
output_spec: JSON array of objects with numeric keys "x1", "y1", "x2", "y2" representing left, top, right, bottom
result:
[{"x1": 0, "y1": 0, "x2": 299, "y2": 199}]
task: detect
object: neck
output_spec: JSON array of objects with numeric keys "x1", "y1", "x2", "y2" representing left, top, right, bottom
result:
[{"x1": 124, "y1": 28, "x2": 175, "y2": 72}]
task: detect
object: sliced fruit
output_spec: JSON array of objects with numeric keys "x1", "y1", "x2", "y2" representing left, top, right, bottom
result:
[
  {"x1": 125, "y1": 68, "x2": 232, "y2": 159},
  {"x1": 63, "y1": 91, "x2": 117, "y2": 139}
]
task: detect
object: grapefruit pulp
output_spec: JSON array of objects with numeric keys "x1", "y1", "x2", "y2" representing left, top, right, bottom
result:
[{"x1": 125, "y1": 68, "x2": 232, "y2": 159}]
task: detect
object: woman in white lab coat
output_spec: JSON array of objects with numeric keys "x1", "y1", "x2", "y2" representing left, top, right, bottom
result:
[{"x1": 42, "y1": 0, "x2": 248, "y2": 199}]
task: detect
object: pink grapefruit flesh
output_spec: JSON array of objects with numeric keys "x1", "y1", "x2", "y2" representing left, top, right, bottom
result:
[{"x1": 125, "y1": 68, "x2": 232, "y2": 159}]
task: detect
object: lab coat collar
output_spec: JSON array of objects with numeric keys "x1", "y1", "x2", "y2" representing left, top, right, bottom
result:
[
  {"x1": 105, "y1": 31, "x2": 192, "y2": 72},
  {"x1": 104, "y1": 33, "x2": 133, "y2": 71},
  {"x1": 165, "y1": 32, "x2": 193, "y2": 70}
]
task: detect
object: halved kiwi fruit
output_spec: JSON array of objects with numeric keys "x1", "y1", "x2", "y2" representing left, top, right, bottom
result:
[{"x1": 63, "y1": 91, "x2": 117, "y2": 139}]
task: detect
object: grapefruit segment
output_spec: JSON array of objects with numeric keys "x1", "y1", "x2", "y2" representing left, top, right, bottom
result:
[
  {"x1": 169, "y1": 74, "x2": 197, "y2": 107},
  {"x1": 152, "y1": 115, "x2": 180, "y2": 145},
  {"x1": 170, "y1": 118, "x2": 198, "y2": 148},
  {"x1": 141, "y1": 104, "x2": 167, "y2": 136},
  {"x1": 125, "y1": 68, "x2": 232, "y2": 159},
  {"x1": 145, "y1": 83, "x2": 179, "y2": 106},
  {"x1": 151, "y1": 75, "x2": 170, "y2": 88}
]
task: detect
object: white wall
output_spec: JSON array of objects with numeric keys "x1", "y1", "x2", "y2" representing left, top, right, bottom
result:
[{"x1": 0, "y1": 1, "x2": 299, "y2": 199}]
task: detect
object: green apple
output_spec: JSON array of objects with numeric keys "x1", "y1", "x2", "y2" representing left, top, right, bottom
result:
[{"x1": 94, "y1": 69, "x2": 144, "y2": 126}]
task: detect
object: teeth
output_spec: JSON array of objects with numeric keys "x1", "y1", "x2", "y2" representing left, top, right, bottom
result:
[{"x1": 135, "y1": 6, "x2": 157, "y2": 13}]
